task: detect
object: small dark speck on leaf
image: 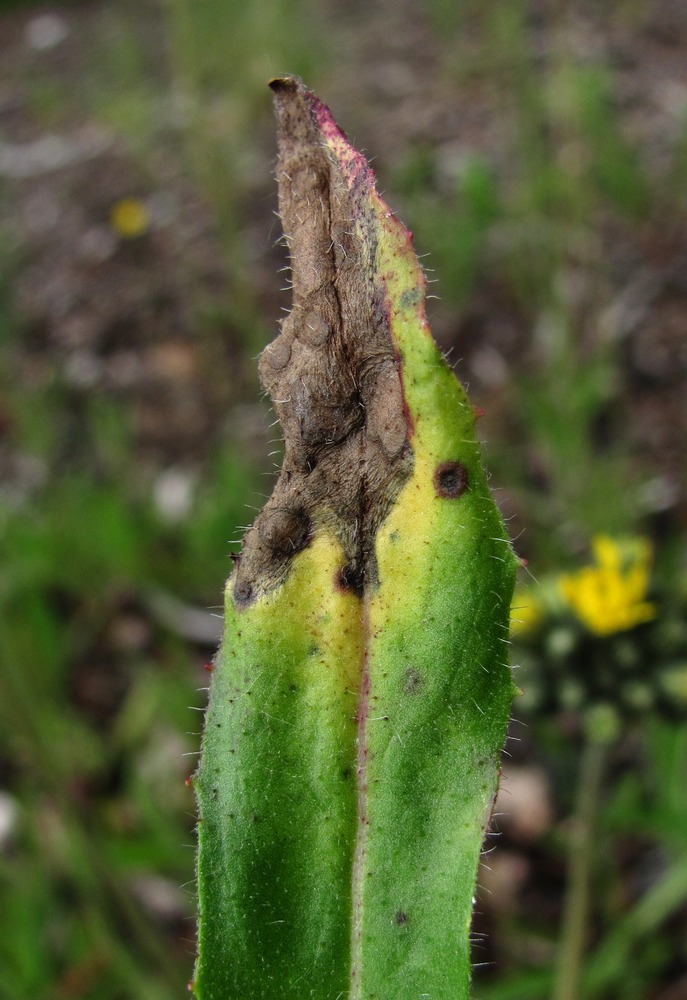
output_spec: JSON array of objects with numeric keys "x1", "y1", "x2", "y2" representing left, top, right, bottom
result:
[
  {"x1": 395, "y1": 911, "x2": 409, "y2": 925},
  {"x1": 434, "y1": 461, "x2": 469, "y2": 499},
  {"x1": 404, "y1": 668, "x2": 423, "y2": 694},
  {"x1": 233, "y1": 580, "x2": 254, "y2": 607},
  {"x1": 336, "y1": 562, "x2": 365, "y2": 598}
]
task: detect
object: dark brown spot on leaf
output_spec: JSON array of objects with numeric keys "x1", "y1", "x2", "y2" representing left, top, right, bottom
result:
[
  {"x1": 395, "y1": 911, "x2": 409, "y2": 926},
  {"x1": 233, "y1": 580, "x2": 254, "y2": 607},
  {"x1": 434, "y1": 461, "x2": 469, "y2": 499},
  {"x1": 336, "y1": 562, "x2": 365, "y2": 598}
]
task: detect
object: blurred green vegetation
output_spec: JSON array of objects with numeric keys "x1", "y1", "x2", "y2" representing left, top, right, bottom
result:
[
  {"x1": 0, "y1": 316, "x2": 258, "y2": 995},
  {"x1": 1, "y1": 0, "x2": 686, "y2": 998}
]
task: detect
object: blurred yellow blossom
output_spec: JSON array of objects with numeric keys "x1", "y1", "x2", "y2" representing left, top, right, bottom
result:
[
  {"x1": 110, "y1": 197, "x2": 150, "y2": 238},
  {"x1": 510, "y1": 588, "x2": 544, "y2": 637},
  {"x1": 559, "y1": 535, "x2": 656, "y2": 636}
]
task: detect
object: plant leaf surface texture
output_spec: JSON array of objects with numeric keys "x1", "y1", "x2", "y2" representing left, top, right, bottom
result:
[{"x1": 194, "y1": 76, "x2": 517, "y2": 1000}]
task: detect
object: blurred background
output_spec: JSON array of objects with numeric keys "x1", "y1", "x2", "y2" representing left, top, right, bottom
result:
[{"x1": 1, "y1": 1, "x2": 686, "y2": 998}]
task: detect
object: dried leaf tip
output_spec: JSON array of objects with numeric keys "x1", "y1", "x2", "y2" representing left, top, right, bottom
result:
[{"x1": 230, "y1": 79, "x2": 414, "y2": 608}]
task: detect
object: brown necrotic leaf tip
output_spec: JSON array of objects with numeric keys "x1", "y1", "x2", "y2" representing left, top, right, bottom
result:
[{"x1": 232, "y1": 77, "x2": 413, "y2": 607}]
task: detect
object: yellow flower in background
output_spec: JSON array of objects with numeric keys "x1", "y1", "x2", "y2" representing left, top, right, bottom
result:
[
  {"x1": 110, "y1": 197, "x2": 150, "y2": 239},
  {"x1": 510, "y1": 588, "x2": 545, "y2": 637},
  {"x1": 559, "y1": 535, "x2": 657, "y2": 636}
]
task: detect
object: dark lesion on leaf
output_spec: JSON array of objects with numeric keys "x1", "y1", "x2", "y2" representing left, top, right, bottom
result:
[
  {"x1": 231, "y1": 77, "x2": 414, "y2": 607},
  {"x1": 434, "y1": 461, "x2": 469, "y2": 500},
  {"x1": 403, "y1": 667, "x2": 423, "y2": 695},
  {"x1": 336, "y1": 561, "x2": 365, "y2": 598}
]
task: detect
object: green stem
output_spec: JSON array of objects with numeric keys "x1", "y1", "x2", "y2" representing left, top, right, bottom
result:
[{"x1": 552, "y1": 736, "x2": 608, "y2": 1000}]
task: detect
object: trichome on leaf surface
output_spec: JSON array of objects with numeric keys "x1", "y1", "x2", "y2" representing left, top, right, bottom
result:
[{"x1": 192, "y1": 76, "x2": 518, "y2": 1000}]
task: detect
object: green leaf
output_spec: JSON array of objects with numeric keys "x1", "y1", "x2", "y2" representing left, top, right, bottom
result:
[{"x1": 193, "y1": 77, "x2": 517, "y2": 1000}]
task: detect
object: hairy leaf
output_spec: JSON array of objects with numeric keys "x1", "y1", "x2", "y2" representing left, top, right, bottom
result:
[{"x1": 193, "y1": 77, "x2": 517, "y2": 1000}]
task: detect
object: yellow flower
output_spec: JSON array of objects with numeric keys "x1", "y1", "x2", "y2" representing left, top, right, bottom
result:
[
  {"x1": 110, "y1": 197, "x2": 150, "y2": 239},
  {"x1": 510, "y1": 588, "x2": 544, "y2": 637},
  {"x1": 559, "y1": 535, "x2": 657, "y2": 637}
]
